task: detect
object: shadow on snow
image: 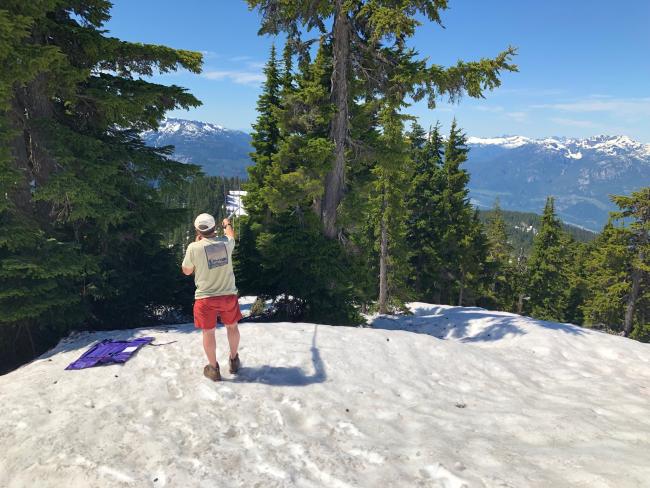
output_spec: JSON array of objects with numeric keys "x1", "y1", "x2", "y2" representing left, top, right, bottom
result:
[
  {"x1": 370, "y1": 305, "x2": 585, "y2": 342},
  {"x1": 232, "y1": 325, "x2": 326, "y2": 387}
]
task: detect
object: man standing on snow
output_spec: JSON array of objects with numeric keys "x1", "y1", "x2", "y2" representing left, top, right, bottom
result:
[{"x1": 182, "y1": 213, "x2": 242, "y2": 381}]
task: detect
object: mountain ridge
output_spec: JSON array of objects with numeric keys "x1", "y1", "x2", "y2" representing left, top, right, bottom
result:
[{"x1": 143, "y1": 118, "x2": 650, "y2": 230}]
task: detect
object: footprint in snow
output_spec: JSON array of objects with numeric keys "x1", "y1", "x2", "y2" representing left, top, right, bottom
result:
[{"x1": 166, "y1": 380, "x2": 183, "y2": 399}]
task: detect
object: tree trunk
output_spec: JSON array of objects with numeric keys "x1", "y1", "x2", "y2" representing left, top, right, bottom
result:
[
  {"x1": 457, "y1": 267, "x2": 465, "y2": 306},
  {"x1": 9, "y1": 75, "x2": 58, "y2": 217},
  {"x1": 623, "y1": 250, "x2": 644, "y2": 337},
  {"x1": 378, "y1": 188, "x2": 388, "y2": 314},
  {"x1": 517, "y1": 293, "x2": 524, "y2": 314},
  {"x1": 322, "y1": 0, "x2": 350, "y2": 239}
]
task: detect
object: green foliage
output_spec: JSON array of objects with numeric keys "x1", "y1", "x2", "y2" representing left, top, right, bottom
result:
[
  {"x1": 0, "y1": 0, "x2": 203, "y2": 371},
  {"x1": 582, "y1": 188, "x2": 649, "y2": 339},
  {"x1": 247, "y1": 0, "x2": 517, "y2": 106},
  {"x1": 247, "y1": 0, "x2": 517, "y2": 237},
  {"x1": 239, "y1": 41, "x2": 360, "y2": 324},
  {"x1": 262, "y1": 43, "x2": 333, "y2": 213},
  {"x1": 483, "y1": 199, "x2": 516, "y2": 310},
  {"x1": 581, "y1": 223, "x2": 632, "y2": 328},
  {"x1": 247, "y1": 44, "x2": 282, "y2": 217},
  {"x1": 436, "y1": 121, "x2": 487, "y2": 305},
  {"x1": 478, "y1": 208, "x2": 596, "y2": 255},
  {"x1": 405, "y1": 122, "x2": 444, "y2": 300},
  {"x1": 526, "y1": 197, "x2": 572, "y2": 321},
  {"x1": 255, "y1": 213, "x2": 361, "y2": 324},
  {"x1": 403, "y1": 120, "x2": 488, "y2": 306}
]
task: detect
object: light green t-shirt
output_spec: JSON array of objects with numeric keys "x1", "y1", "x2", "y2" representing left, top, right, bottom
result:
[{"x1": 182, "y1": 236, "x2": 237, "y2": 299}]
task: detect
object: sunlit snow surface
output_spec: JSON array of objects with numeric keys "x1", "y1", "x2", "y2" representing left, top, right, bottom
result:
[{"x1": 1, "y1": 302, "x2": 649, "y2": 487}]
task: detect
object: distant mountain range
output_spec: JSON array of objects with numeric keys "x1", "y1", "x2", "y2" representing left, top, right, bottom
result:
[
  {"x1": 144, "y1": 119, "x2": 650, "y2": 231},
  {"x1": 142, "y1": 119, "x2": 252, "y2": 178},
  {"x1": 465, "y1": 135, "x2": 650, "y2": 230}
]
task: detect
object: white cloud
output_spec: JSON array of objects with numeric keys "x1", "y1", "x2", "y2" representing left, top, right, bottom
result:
[
  {"x1": 497, "y1": 88, "x2": 567, "y2": 97},
  {"x1": 506, "y1": 111, "x2": 528, "y2": 122},
  {"x1": 549, "y1": 117, "x2": 599, "y2": 128},
  {"x1": 203, "y1": 70, "x2": 265, "y2": 86},
  {"x1": 535, "y1": 97, "x2": 650, "y2": 117},
  {"x1": 246, "y1": 61, "x2": 267, "y2": 70}
]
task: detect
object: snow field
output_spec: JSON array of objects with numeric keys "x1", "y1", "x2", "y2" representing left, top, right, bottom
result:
[{"x1": 0, "y1": 303, "x2": 649, "y2": 487}]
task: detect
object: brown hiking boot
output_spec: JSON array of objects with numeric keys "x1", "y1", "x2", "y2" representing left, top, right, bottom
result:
[
  {"x1": 203, "y1": 363, "x2": 221, "y2": 381},
  {"x1": 229, "y1": 354, "x2": 241, "y2": 374}
]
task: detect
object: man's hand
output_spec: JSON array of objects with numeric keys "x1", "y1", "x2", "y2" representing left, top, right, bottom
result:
[{"x1": 222, "y1": 218, "x2": 235, "y2": 239}]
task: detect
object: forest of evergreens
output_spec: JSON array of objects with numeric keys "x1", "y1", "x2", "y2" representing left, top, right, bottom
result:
[{"x1": 0, "y1": 1, "x2": 647, "y2": 373}]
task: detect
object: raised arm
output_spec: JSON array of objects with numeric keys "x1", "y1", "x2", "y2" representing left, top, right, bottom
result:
[{"x1": 222, "y1": 218, "x2": 235, "y2": 239}]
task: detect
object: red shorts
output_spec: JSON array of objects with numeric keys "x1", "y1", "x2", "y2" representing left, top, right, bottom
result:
[{"x1": 193, "y1": 295, "x2": 243, "y2": 330}]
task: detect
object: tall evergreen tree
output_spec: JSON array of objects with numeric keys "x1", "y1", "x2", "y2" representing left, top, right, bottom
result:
[
  {"x1": 437, "y1": 120, "x2": 474, "y2": 304},
  {"x1": 372, "y1": 101, "x2": 412, "y2": 313},
  {"x1": 246, "y1": 0, "x2": 517, "y2": 238},
  {"x1": 583, "y1": 188, "x2": 649, "y2": 339},
  {"x1": 485, "y1": 198, "x2": 515, "y2": 309},
  {"x1": 610, "y1": 188, "x2": 649, "y2": 337},
  {"x1": 246, "y1": 44, "x2": 282, "y2": 218},
  {"x1": 457, "y1": 208, "x2": 489, "y2": 306},
  {"x1": 237, "y1": 45, "x2": 284, "y2": 295},
  {"x1": 0, "y1": 1, "x2": 202, "y2": 370},
  {"x1": 582, "y1": 222, "x2": 631, "y2": 329},
  {"x1": 406, "y1": 123, "x2": 445, "y2": 300},
  {"x1": 526, "y1": 197, "x2": 571, "y2": 321},
  {"x1": 241, "y1": 42, "x2": 360, "y2": 323},
  {"x1": 564, "y1": 239, "x2": 589, "y2": 326}
]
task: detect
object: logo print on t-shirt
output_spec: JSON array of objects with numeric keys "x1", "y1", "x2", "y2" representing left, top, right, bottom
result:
[{"x1": 204, "y1": 242, "x2": 228, "y2": 269}]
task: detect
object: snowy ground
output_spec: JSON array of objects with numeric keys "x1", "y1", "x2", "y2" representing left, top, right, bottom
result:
[{"x1": 1, "y1": 302, "x2": 649, "y2": 487}]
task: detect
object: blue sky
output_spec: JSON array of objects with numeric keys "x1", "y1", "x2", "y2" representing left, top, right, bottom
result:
[{"x1": 105, "y1": 1, "x2": 650, "y2": 142}]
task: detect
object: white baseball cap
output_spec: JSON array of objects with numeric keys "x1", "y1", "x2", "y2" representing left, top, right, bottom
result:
[{"x1": 194, "y1": 213, "x2": 216, "y2": 232}]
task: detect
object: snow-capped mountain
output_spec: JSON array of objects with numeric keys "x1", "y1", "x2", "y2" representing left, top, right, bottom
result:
[
  {"x1": 142, "y1": 118, "x2": 252, "y2": 178},
  {"x1": 465, "y1": 135, "x2": 650, "y2": 230},
  {"x1": 143, "y1": 119, "x2": 649, "y2": 231}
]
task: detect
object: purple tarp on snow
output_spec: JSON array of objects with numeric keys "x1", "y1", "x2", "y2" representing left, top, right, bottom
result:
[{"x1": 65, "y1": 337, "x2": 154, "y2": 370}]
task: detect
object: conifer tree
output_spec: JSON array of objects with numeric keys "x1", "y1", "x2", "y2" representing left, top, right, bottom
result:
[
  {"x1": 373, "y1": 101, "x2": 412, "y2": 313},
  {"x1": 406, "y1": 123, "x2": 445, "y2": 300},
  {"x1": 564, "y1": 239, "x2": 589, "y2": 326},
  {"x1": 246, "y1": 44, "x2": 282, "y2": 218},
  {"x1": 610, "y1": 188, "x2": 649, "y2": 337},
  {"x1": 583, "y1": 188, "x2": 649, "y2": 339},
  {"x1": 582, "y1": 223, "x2": 630, "y2": 329},
  {"x1": 457, "y1": 209, "x2": 489, "y2": 306},
  {"x1": 0, "y1": 1, "x2": 202, "y2": 369},
  {"x1": 242, "y1": 42, "x2": 359, "y2": 323},
  {"x1": 526, "y1": 197, "x2": 571, "y2": 321},
  {"x1": 246, "y1": 0, "x2": 517, "y2": 238},
  {"x1": 485, "y1": 198, "x2": 515, "y2": 309},
  {"x1": 486, "y1": 199, "x2": 512, "y2": 261},
  {"x1": 237, "y1": 45, "x2": 284, "y2": 295},
  {"x1": 437, "y1": 120, "x2": 474, "y2": 303}
]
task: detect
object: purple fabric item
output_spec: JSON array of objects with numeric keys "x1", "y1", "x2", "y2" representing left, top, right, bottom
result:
[{"x1": 65, "y1": 337, "x2": 154, "y2": 370}]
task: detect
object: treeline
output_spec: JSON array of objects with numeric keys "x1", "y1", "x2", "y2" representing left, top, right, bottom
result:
[
  {"x1": 236, "y1": 40, "x2": 649, "y2": 341},
  {"x1": 0, "y1": 2, "x2": 204, "y2": 372},
  {"x1": 477, "y1": 208, "x2": 596, "y2": 256}
]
